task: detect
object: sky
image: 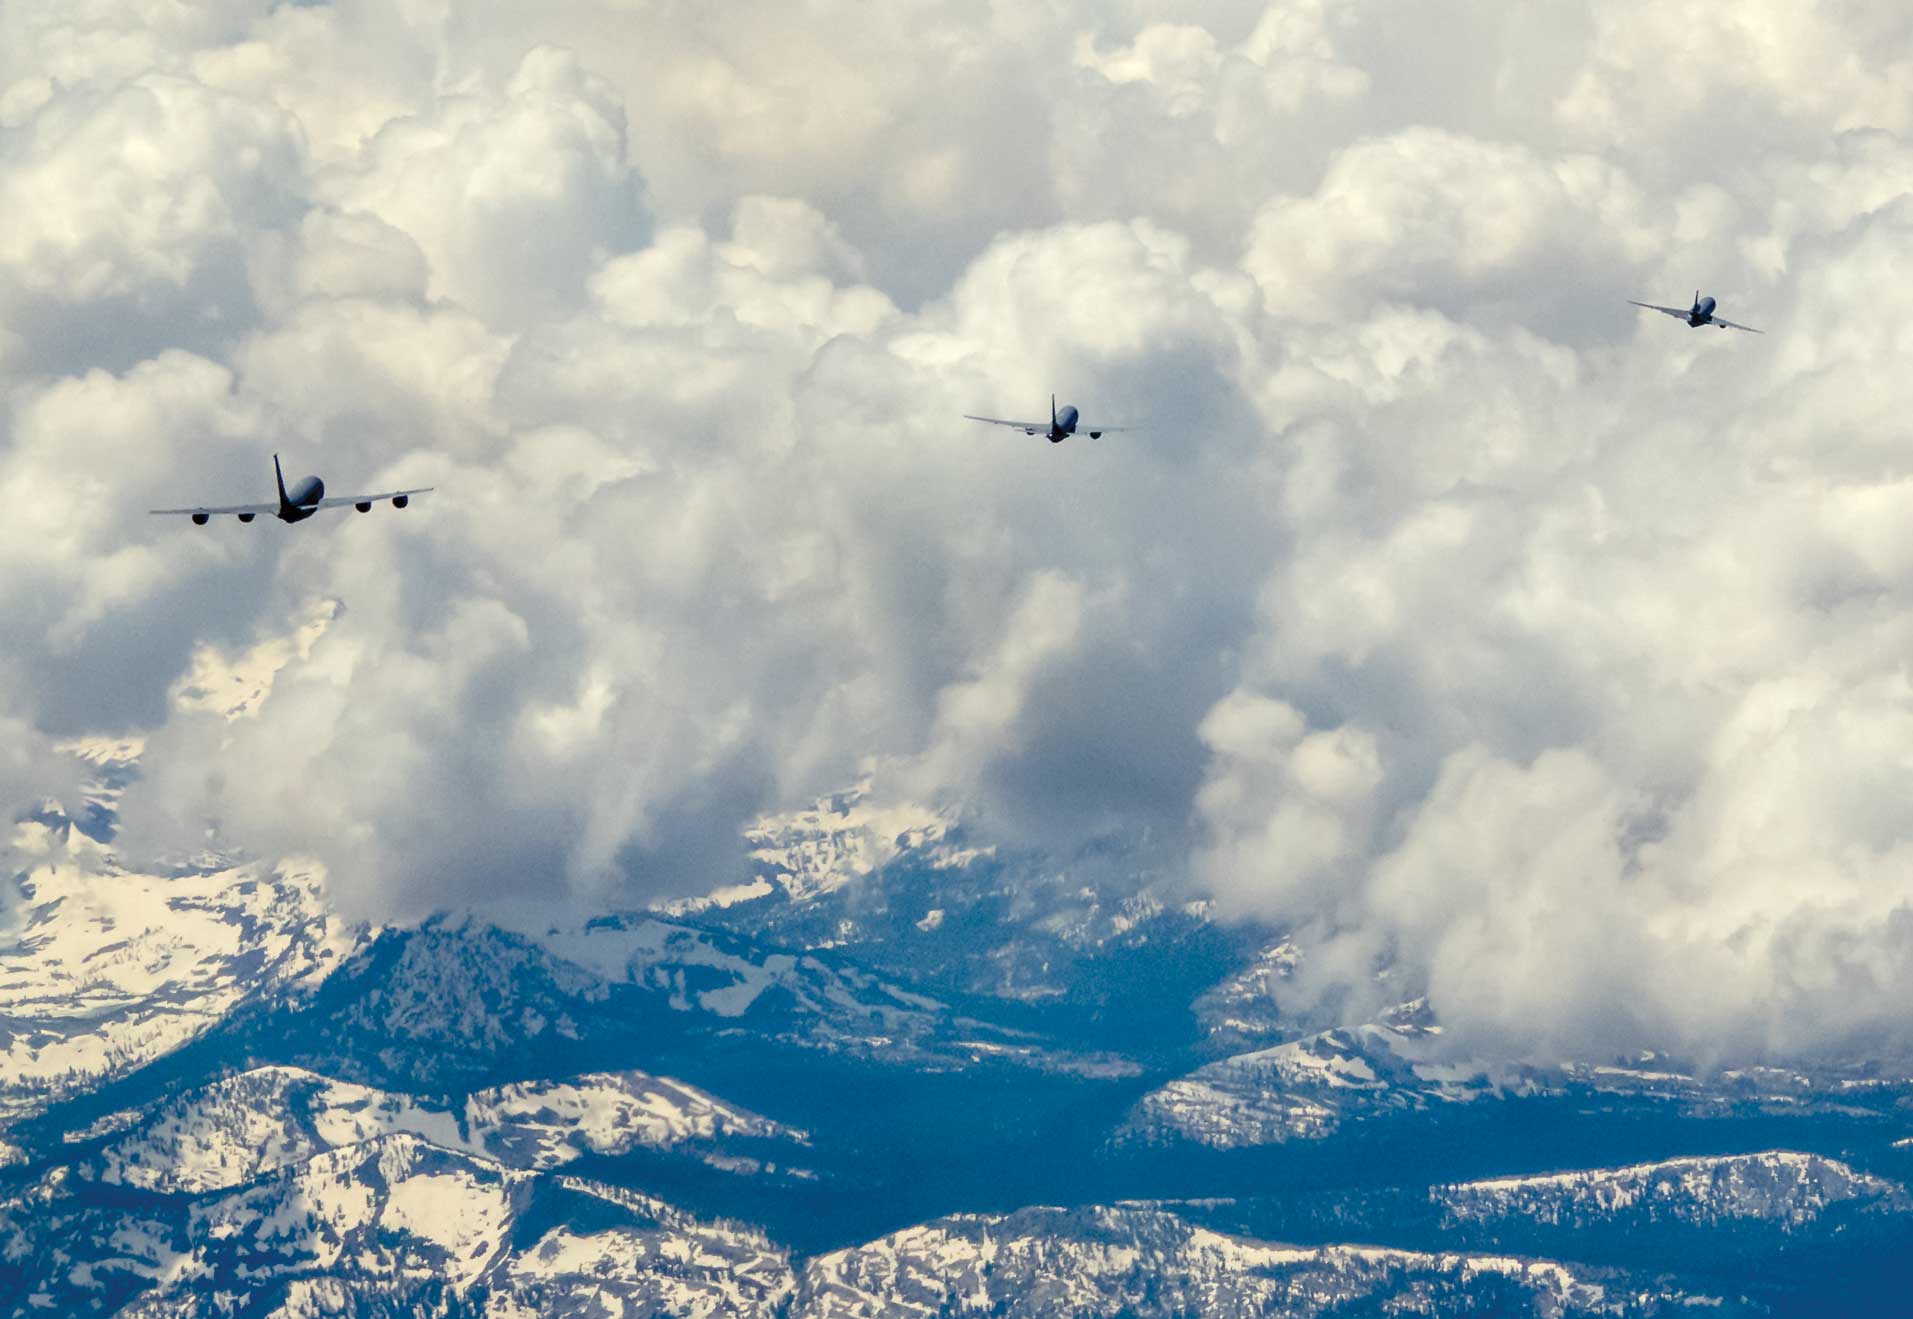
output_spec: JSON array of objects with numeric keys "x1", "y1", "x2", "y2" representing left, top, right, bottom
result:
[{"x1": 7, "y1": 0, "x2": 1913, "y2": 1063}]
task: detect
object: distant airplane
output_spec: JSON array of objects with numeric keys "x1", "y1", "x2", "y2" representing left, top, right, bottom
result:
[
  {"x1": 151, "y1": 455, "x2": 433, "y2": 525},
  {"x1": 964, "y1": 395, "x2": 1130, "y2": 444},
  {"x1": 1629, "y1": 292, "x2": 1763, "y2": 333}
]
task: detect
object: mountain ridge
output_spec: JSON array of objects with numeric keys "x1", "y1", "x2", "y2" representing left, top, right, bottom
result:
[{"x1": 8, "y1": 746, "x2": 1913, "y2": 1312}]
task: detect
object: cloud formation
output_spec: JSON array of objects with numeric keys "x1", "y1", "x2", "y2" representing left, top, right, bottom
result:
[{"x1": 7, "y1": 0, "x2": 1913, "y2": 1062}]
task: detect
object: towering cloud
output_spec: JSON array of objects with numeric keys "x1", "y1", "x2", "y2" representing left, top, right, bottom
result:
[{"x1": 6, "y1": 1, "x2": 1913, "y2": 1061}]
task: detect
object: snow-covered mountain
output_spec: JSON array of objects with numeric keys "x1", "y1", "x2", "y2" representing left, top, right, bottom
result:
[
  {"x1": 1436, "y1": 1152, "x2": 1910, "y2": 1234},
  {"x1": 77, "y1": 1063, "x2": 808, "y2": 1194},
  {"x1": 799, "y1": 1202, "x2": 1745, "y2": 1318},
  {"x1": 681, "y1": 785, "x2": 1261, "y2": 1062},
  {"x1": 8, "y1": 738, "x2": 1913, "y2": 1315},
  {"x1": 738, "y1": 785, "x2": 988, "y2": 907},
  {"x1": 263, "y1": 909, "x2": 1142, "y2": 1094},
  {"x1": 1, "y1": 1133, "x2": 795, "y2": 1318},
  {"x1": 1123, "y1": 1012, "x2": 1535, "y2": 1149},
  {"x1": 1128, "y1": 1010, "x2": 1913, "y2": 1151},
  {"x1": 1191, "y1": 934, "x2": 1302, "y2": 1053},
  {"x1": 1, "y1": 801, "x2": 355, "y2": 1127},
  {"x1": 8, "y1": 1155, "x2": 1778, "y2": 1319}
]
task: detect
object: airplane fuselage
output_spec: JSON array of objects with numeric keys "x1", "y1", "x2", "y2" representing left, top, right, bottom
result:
[
  {"x1": 1688, "y1": 295, "x2": 1718, "y2": 327},
  {"x1": 1050, "y1": 404, "x2": 1080, "y2": 443},
  {"x1": 280, "y1": 474, "x2": 325, "y2": 523}
]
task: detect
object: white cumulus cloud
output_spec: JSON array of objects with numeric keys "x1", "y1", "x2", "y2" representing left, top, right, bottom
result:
[{"x1": 6, "y1": 0, "x2": 1913, "y2": 1066}]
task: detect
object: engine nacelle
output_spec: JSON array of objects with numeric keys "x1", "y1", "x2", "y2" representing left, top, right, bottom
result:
[
  {"x1": 191, "y1": 512, "x2": 209, "y2": 525},
  {"x1": 1089, "y1": 431, "x2": 1102, "y2": 439},
  {"x1": 237, "y1": 513, "x2": 255, "y2": 522},
  {"x1": 392, "y1": 495, "x2": 409, "y2": 509},
  {"x1": 355, "y1": 501, "x2": 372, "y2": 512}
]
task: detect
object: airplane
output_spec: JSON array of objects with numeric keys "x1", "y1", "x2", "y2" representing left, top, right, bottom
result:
[
  {"x1": 1628, "y1": 291, "x2": 1763, "y2": 333},
  {"x1": 150, "y1": 454, "x2": 433, "y2": 525},
  {"x1": 964, "y1": 395, "x2": 1130, "y2": 444}
]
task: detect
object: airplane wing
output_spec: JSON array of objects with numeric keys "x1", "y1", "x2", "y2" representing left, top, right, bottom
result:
[
  {"x1": 313, "y1": 486, "x2": 435, "y2": 509},
  {"x1": 1077, "y1": 424, "x2": 1133, "y2": 434},
  {"x1": 964, "y1": 415, "x2": 1050, "y2": 432},
  {"x1": 149, "y1": 502, "x2": 280, "y2": 517},
  {"x1": 1711, "y1": 317, "x2": 1764, "y2": 334},
  {"x1": 1628, "y1": 301, "x2": 1692, "y2": 320}
]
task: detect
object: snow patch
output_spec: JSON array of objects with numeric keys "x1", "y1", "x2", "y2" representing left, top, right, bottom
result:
[{"x1": 170, "y1": 600, "x2": 338, "y2": 722}]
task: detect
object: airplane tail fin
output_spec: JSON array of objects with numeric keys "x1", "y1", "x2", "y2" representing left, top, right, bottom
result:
[
  {"x1": 273, "y1": 454, "x2": 290, "y2": 508},
  {"x1": 1051, "y1": 394, "x2": 1057, "y2": 429},
  {"x1": 1694, "y1": 289, "x2": 1701, "y2": 312}
]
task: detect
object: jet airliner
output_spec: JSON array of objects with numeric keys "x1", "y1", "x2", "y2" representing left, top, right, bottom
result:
[
  {"x1": 151, "y1": 455, "x2": 433, "y2": 525},
  {"x1": 964, "y1": 396, "x2": 1130, "y2": 444},
  {"x1": 1629, "y1": 292, "x2": 1763, "y2": 333}
]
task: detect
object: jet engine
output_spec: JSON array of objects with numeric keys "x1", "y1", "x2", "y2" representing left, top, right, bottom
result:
[
  {"x1": 392, "y1": 495, "x2": 409, "y2": 508},
  {"x1": 355, "y1": 501, "x2": 371, "y2": 512},
  {"x1": 191, "y1": 513, "x2": 209, "y2": 525}
]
